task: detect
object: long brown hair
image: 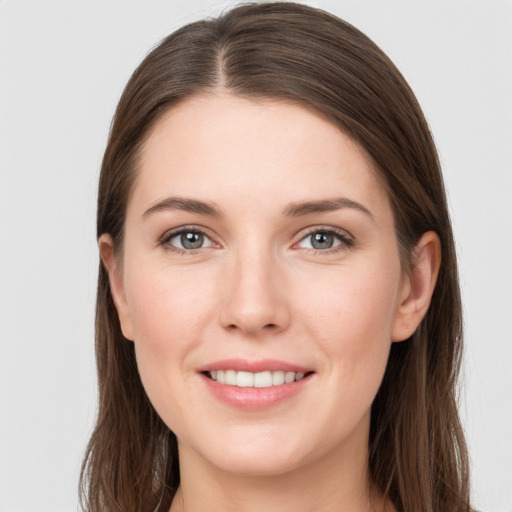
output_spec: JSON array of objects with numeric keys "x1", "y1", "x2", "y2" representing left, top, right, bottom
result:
[{"x1": 80, "y1": 3, "x2": 472, "y2": 511}]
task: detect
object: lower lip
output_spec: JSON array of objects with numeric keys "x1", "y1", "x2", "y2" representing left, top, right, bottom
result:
[{"x1": 200, "y1": 373, "x2": 313, "y2": 411}]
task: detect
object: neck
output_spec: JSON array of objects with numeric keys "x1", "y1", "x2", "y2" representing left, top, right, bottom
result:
[{"x1": 169, "y1": 416, "x2": 391, "y2": 512}]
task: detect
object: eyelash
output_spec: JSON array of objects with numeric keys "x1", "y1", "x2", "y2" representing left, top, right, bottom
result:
[
  {"x1": 295, "y1": 226, "x2": 355, "y2": 254},
  {"x1": 159, "y1": 226, "x2": 355, "y2": 256},
  {"x1": 159, "y1": 225, "x2": 216, "y2": 255}
]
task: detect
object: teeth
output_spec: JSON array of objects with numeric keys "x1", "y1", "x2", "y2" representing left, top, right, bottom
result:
[
  {"x1": 272, "y1": 371, "x2": 285, "y2": 385},
  {"x1": 254, "y1": 371, "x2": 272, "y2": 388},
  {"x1": 225, "y1": 370, "x2": 237, "y2": 386},
  {"x1": 284, "y1": 371, "x2": 295, "y2": 383},
  {"x1": 210, "y1": 370, "x2": 308, "y2": 387},
  {"x1": 236, "y1": 371, "x2": 254, "y2": 387}
]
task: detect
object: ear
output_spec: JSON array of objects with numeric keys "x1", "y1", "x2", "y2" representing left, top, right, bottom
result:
[
  {"x1": 392, "y1": 231, "x2": 441, "y2": 342},
  {"x1": 98, "y1": 234, "x2": 134, "y2": 341}
]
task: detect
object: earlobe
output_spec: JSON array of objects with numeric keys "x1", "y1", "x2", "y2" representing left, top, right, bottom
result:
[
  {"x1": 391, "y1": 231, "x2": 441, "y2": 342},
  {"x1": 98, "y1": 234, "x2": 134, "y2": 341}
]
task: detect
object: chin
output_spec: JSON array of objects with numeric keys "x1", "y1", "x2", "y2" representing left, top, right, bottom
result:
[
  {"x1": 182, "y1": 431, "x2": 311, "y2": 478},
  {"x1": 212, "y1": 451, "x2": 306, "y2": 477}
]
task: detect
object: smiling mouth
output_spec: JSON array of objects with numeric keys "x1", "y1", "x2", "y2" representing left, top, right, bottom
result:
[{"x1": 204, "y1": 370, "x2": 313, "y2": 388}]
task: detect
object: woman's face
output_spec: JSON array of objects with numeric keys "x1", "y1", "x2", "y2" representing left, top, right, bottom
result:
[{"x1": 105, "y1": 93, "x2": 414, "y2": 477}]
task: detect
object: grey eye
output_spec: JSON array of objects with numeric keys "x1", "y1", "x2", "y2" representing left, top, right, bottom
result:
[
  {"x1": 181, "y1": 232, "x2": 204, "y2": 249},
  {"x1": 167, "y1": 230, "x2": 213, "y2": 250},
  {"x1": 296, "y1": 229, "x2": 352, "y2": 251},
  {"x1": 310, "y1": 232, "x2": 335, "y2": 250}
]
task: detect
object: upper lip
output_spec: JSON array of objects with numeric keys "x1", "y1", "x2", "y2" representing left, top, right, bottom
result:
[{"x1": 197, "y1": 358, "x2": 312, "y2": 373}]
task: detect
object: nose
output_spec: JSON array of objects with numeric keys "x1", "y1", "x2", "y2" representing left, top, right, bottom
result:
[{"x1": 219, "y1": 248, "x2": 290, "y2": 337}]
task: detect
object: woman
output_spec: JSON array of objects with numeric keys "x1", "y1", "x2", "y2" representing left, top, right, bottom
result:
[{"x1": 80, "y1": 2, "x2": 473, "y2": 511}]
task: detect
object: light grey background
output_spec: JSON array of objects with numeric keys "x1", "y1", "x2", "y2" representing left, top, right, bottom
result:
[{"x1": 0, "y1": 1, "x2": 510, "y2": 511}]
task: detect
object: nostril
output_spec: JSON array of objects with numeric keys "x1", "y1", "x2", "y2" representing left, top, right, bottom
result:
[{"x1": 225, "y1": 322, "x2": 277, "y2": 333}]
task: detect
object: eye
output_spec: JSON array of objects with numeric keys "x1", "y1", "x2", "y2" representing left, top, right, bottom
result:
[
  {"x1": 295, "y1": 228, "x2": 353, "y2": 252},
  {"x1": 161, "y1": 228, "x2": 214, "y2": 252}
]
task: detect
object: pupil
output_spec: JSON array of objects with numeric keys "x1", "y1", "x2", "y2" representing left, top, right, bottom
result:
[
  {"x1": 181, "y1": 232, "x2": 203, "y2": 249},
  {"x1": 311, "y1": 232, "x2": 333, "y2": 249}
]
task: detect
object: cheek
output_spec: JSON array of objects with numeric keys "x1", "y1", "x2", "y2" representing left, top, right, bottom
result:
[
  {"x1": 126, "y1": 261, "x2": 215, "y2": 348},
  {"x1": 298, "y1": 262, "x2": 400, "y2": 388},
  {"x1": 123, "y1": 263, "x2": 218, "y2": 423},
  {"x1": 122, "y1": 263, "x2": 217, "y2": 417},
  {"x1": 303, "y1": 264, "x2": 399, "y2": 336}
]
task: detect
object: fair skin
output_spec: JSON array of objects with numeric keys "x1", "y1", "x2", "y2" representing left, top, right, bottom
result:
[{"x1": 100, "y1": 93, "x2": 440, "y2": 512}]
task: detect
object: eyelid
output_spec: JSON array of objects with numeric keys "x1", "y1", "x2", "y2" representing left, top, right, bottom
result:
[
  {"x1": 292, "y1": 225, "x2": 355, "y2": 252},
  {"x1": 158, "y1": 224, "x2": 354, "y2": 255},
  {"x1": 159, "y1": 225, "x2": 219, "y2": 253}
]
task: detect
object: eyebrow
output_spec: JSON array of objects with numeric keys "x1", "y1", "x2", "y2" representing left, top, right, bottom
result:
[
  {"x1": 283, "y1": 197, "x2": 374, "y2": 220},
  {"x1": 142, "y1": 196, "x2": 374, "y2": 221},
  {"x1": 143, "y1": 197, "x2": 223, "y2": 218}
]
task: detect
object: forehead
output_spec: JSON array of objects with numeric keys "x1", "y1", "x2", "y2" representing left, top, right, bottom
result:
[{"x1": 131, "y1": 93, "x2": 390, "y2": 219}]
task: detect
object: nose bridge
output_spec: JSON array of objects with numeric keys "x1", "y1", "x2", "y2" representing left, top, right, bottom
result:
[{"x1": 220, "y1": 240, "x2": 289, "y2": 335}]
